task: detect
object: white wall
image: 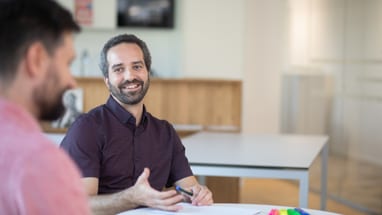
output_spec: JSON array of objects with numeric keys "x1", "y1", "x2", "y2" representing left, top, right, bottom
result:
[
  {"x1": 242, "y1": 0, "x2": 288, "y2": 133},
  {"x1": 181, "y1": 0, "x2": 245, "y2": 79}
]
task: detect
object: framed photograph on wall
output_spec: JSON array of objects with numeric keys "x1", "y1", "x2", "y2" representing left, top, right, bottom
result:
[
  {"x1": 117, "y1": 0, "x2": 175, "y2": 28},
  {"x1": 74, "y1": 0, "x2": 93, "y2": 26}
]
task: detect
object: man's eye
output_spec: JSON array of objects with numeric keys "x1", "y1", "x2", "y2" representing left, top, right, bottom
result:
[
  {"x1": 114, "y1": 67, "x2": 123, "y2": 73},
  {"x1": 133, "y1": 65, "x2": 143, "y2": 70}
]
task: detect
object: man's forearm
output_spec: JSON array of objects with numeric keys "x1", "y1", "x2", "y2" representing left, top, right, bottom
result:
[{"x1": 89, "y1": 190, "x2": 139, "y2": 215}]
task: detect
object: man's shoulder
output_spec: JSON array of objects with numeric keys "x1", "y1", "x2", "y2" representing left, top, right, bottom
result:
[
  {"x1": 77, "y1": 104, "x2": 108, "y2": 124},
  {"x1": 5, "y1": 136, "x2": 79, "y2": 178},
  {"x1": 86, "y1": 103, "x2": 107, "y2": 115},
  {"x1": 145, "y1": 112, "x2": 178, "y2": 136},
  {"x1": 0, "y1": 140, "x2": 90, "y2": 215},
  {"x1": 63, "y1": 104, "x2": 112, "y2": 141},
  {"x1": 146, "y1": 112, "x2": 173, "y2": 127}
]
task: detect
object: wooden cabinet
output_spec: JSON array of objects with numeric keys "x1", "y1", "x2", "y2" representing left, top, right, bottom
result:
[{"x1": 69, "y1": 77, "x2": 242, "y2": 129}]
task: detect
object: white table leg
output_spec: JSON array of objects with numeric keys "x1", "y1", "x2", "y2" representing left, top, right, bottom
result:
[
  {"x1": 299, "y1": 172, "x2": 309, "y2": 208},
  {"x1": 321, "y1": 143, "x2": 328, "y2": 210},
  {"x1": 197, "y1": 175, "x2": 206, "y2": 185}
]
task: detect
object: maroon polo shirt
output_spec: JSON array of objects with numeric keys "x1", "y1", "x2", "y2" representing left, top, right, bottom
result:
[{"x1": 60, "y1": 96, "x2": 193, "y2": 194}]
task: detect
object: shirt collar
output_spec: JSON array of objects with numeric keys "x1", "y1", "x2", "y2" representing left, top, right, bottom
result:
[{"x1": 105, "y1": 95, "x2": 148, "y2": 126}]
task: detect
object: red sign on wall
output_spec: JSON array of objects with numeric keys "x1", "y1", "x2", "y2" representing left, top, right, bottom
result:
[{"x1": 75, "y1": 0, "x2": 93, "y2": 26}]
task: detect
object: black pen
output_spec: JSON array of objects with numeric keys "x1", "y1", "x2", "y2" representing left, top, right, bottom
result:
[{"x1": 175, "y1": 185, "x2": 193, "y2": 196}]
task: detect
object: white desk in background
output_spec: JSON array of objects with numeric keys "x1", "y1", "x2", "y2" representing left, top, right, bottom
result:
[
  {"x1": 181, "y1": 131, "x2": 329, "y2": 210},
  {"x1": 45, "y1": 133, "x2": 65, "y2": 146},
  {"x1": 118, "y1": 203, "x2": 339, "y2": 215}
]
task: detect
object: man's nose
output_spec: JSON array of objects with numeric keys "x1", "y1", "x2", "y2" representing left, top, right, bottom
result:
[{"x1": 123, "y1": 68, "x2": 137, "y2": 80}]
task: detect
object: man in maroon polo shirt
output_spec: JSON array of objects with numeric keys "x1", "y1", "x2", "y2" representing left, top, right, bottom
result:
[{"x1": 61, "y1": 34, "x2": 213, "y2": 214}]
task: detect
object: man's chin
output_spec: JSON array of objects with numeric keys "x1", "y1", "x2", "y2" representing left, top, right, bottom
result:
[{"x1": 40, "y1": 104, "x2": 65, "y2": 121}]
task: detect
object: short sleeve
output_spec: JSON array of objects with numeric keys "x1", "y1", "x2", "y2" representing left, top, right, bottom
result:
[
  {"x1": 167, "y1": 124, "x2": 193, "y2": 185},
  {"x1": 60, "y1": 114, "x2": 102, "y2": 178}
]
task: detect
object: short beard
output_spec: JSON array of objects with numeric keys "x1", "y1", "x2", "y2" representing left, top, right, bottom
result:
[
  {"x1": 108, "y1": 76, "x2": 150, "y2": 105},
  {"x1": 34, "y1": 66, "x2": 67, "y2": 121},
  {"x1": 39, "y1": 95, "x2": 66, "y2": 121}
]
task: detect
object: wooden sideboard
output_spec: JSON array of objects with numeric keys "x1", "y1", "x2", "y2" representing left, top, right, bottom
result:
[{"x1": 78, "y1": 77, "x2": 242, "y2": 128}]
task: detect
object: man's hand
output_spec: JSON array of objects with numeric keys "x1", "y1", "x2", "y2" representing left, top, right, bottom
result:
[
  {"x1": 188, "y1": 184, "x2": 213, "y2": 206},
  {"x1": 129, "y1": 168, "x2": 184, "y2": 211}
]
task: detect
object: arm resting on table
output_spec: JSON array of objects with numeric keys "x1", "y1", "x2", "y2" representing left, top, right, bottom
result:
[{"x1": 83, "y1": 169, "x2": 184, "y2": 215}]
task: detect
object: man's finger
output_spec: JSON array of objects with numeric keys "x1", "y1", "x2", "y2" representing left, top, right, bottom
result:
[{"x1": 136, "y1": 168, "x2": 150, "y2": 184}]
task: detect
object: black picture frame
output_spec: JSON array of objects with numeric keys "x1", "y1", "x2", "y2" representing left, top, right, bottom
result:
[{"x1": 117, "y1": 0, "x2": 175, "y2": 28}]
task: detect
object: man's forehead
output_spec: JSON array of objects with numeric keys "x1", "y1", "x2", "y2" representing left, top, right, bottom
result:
[
  {"x1": 109, "y1": 43, "x2": 141, "y2": 53},
  {"x1": 107, "y1": 44, "x2": 144, "y2": 63}
]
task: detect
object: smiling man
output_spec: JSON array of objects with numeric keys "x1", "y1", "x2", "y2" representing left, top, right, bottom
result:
[{"x1": 60, "y1": 34, "x2": 213, "y2": 215}]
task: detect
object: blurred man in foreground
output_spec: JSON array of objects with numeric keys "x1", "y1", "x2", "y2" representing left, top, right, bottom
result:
[{"x1": 0, "y1": 0, "x2": 90, "y2": 214}]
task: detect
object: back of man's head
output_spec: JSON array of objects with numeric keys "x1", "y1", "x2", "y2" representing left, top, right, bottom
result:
[{"x1": 0, "y1": 0, "x2": 80, "y2": 83}]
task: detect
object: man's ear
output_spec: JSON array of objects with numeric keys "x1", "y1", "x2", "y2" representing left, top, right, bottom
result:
[
  {"x1": 104, "y1": 77, "x2": 110, "y2": 89},
  {"x1": 24, "y1": 42, "x2": 49, "y2": 78}
]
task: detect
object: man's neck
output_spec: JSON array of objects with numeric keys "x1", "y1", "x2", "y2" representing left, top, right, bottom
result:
[
  {"x1": 1, "y1": 76, "x2": 39, "y2": 119},
  {"x1": 125, "y1": 104, "x2": 143, "y2": 126},
  {"x1": 112, "y1": 95, "x2": 143, "y2": 126}
]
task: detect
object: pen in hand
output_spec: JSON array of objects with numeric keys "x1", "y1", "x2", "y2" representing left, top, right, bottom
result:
[{"x1": 175, "y1": 186, "x2": 193, "y2": 197}]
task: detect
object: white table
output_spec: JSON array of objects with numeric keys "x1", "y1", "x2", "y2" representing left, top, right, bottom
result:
[
  {"x1": 45, "y1": 133, "x2": 65, "y2": 146},
  {"x1": 118, "y1": 203, "x2": 339, "y2": 215},
  {"x1": 181, "y1": 132, "x2": 329, "y2": 210}
]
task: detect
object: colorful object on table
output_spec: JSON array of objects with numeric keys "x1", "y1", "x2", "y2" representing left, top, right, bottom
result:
[
  {"x1": 294, "y1": 208, "x2": 310, "y2": 215},
  {"x1": 287, "y1": 208, "x2": 300, "y2": 215},
  {"x1": 279, "y1": 209, "x2": 288, "y2": 215},
  {"x1": 269, "y1": 209, "x2": 280, "y2": 215},
  {"x1": 268, "y1": 208, "x2": 310, "y2": 215}
]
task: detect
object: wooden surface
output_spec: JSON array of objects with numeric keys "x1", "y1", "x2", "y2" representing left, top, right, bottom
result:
[
  {"x1": 145, "y1": 78, "x2": 242, "y2": 128},
  {"x1": 206, "y1": 177, "x2": 240, "y2": 203},
  {"x1": 75, "y1": 77, "x2": 242, "y2": 128}
]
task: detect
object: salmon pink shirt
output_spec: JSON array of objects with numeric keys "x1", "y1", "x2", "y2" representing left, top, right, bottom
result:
[{"x1": 0, "y1": 99, "x2": 90, "y2": 214}]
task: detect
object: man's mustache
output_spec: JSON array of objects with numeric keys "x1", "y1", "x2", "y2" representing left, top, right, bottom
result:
[{"x1": 119, "y1": 79, "x2": 144, "y2": 88}]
